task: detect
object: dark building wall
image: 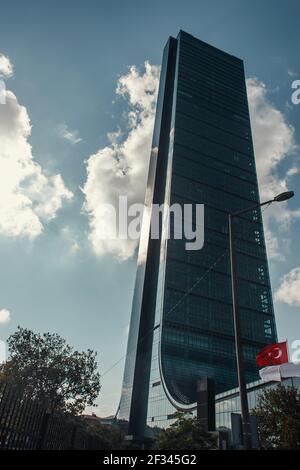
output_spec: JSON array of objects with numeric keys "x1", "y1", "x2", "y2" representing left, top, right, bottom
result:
[
  {"x1": 159, "y1": 31, "x2": 277, "y2": 409},
  {"x1": 119, "y1": 31, "x2": 277, "y2": 437}
]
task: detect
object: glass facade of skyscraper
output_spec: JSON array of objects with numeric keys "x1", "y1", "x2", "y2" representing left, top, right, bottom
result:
[
  {"x1": 118, "y1": 31, "x2": 277, "y2": 438},
  {"x1": 215, "y1": 377, "x2": 300, "y2": 431}
]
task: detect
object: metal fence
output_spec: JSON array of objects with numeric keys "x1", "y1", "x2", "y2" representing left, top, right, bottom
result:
[{"x1": 0, "y1": 382, "x2": 105, "y2": 450}]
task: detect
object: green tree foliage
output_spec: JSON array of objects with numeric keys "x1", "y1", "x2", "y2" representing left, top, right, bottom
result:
[
  {"x1": 253, "y1": 384, "x2": 300, "y2": 449},
  {"x1": 0, "y1": 326, "x2": 101, "y2": 415},
  {"x1": 84, "y1": 419, "x2": 125, "y2": 449},
  {"x1": 155, "y1": 412, "x2": 217, "y2": 450}
]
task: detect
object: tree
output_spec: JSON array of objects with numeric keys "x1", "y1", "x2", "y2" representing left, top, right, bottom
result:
[
  {"x1": 155, "y1": 412, "x2": 217, "y2": 450},
  {"x1": 253, "y1": 384, "x2": 300, "y2": 449},
  {"x1": 84, "y1": 420, "x2": 125, "y2": 449},
  {"x1": 0, "y1": 326, "x2": 101, "y2": 415}
]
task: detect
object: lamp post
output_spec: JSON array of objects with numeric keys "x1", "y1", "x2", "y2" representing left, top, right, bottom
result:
[{"x1": 229, "y1": 190, "x2": 294, "y2": 450}]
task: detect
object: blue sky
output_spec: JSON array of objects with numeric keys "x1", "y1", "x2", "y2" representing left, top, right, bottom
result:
[{"x1": 0, "y1": 0, "x2": 300, "y2": 416}]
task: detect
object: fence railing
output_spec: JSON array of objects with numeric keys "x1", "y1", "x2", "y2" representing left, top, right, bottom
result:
[{"x1": 0, "y1": 382, "x2": 104, "y2": 450}]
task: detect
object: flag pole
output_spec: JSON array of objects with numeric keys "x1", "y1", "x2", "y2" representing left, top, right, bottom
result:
[{"x1": 285, "y1": 338, "x2": 294, "y2": 387}]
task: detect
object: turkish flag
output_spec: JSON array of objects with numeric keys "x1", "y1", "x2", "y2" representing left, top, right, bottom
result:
[{"x1": 256, "y1": 341, "x2": 288, "y2": 367}]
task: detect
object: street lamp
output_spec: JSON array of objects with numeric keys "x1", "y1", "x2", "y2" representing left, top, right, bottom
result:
[{"x1": 228, "y1": 190, "x2": 294, "y2": 449}]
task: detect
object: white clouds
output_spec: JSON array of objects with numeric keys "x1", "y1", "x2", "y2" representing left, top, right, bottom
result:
[
  {"x1": 246, "y1": 77, "x2": 299, "y2": 260},
  {"x1": 264, "y1": 228, "x2": 285, "y2": 262},
  {"x1": 59, "y1": 124, "x2": 82, "y2": 145},
  {"x1": 286, "y1": 166, "x2": 300, "y2": 177},
  {"x1": 82, "y1": 62, "x2": 160, "y2": 260},
  {"x1": 247, "y1": 77, "x2": 297, "y2": 201},
  {"x1": 0, "y1": 52, "x2": 73, "y2": 239},
  {"x1": 82, "y1": 64, "x2": 298, "y2": 262},
  {"x1": 288, "y1": 69, "x2": 297, "y2": 78},
  {"x1": 275, "y1": 267, "x2": 300, "y2": 307},
  {"x1": 0, "y1": 309, "x2": 11, "y2": 324},
  {"x1": 61, "y1": 225, "x2": 80, "y2": 254},
  {"x1": 0, "y1": 54, "x2": 13, "y2": 78}
]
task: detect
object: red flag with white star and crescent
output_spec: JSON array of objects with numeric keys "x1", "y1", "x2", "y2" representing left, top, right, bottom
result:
[{"x1": 256, "y1": 341, "x2": 288, "y2": 368}]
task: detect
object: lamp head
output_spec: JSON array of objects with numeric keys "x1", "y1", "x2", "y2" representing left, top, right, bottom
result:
[{"x1": 273, "y1": 191, "x2": 295, "y2": 202}]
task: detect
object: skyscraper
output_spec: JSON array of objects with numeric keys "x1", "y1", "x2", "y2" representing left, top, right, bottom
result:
[{"x1": 118, "y1": 31, "x2": 277, "y2": 439}]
